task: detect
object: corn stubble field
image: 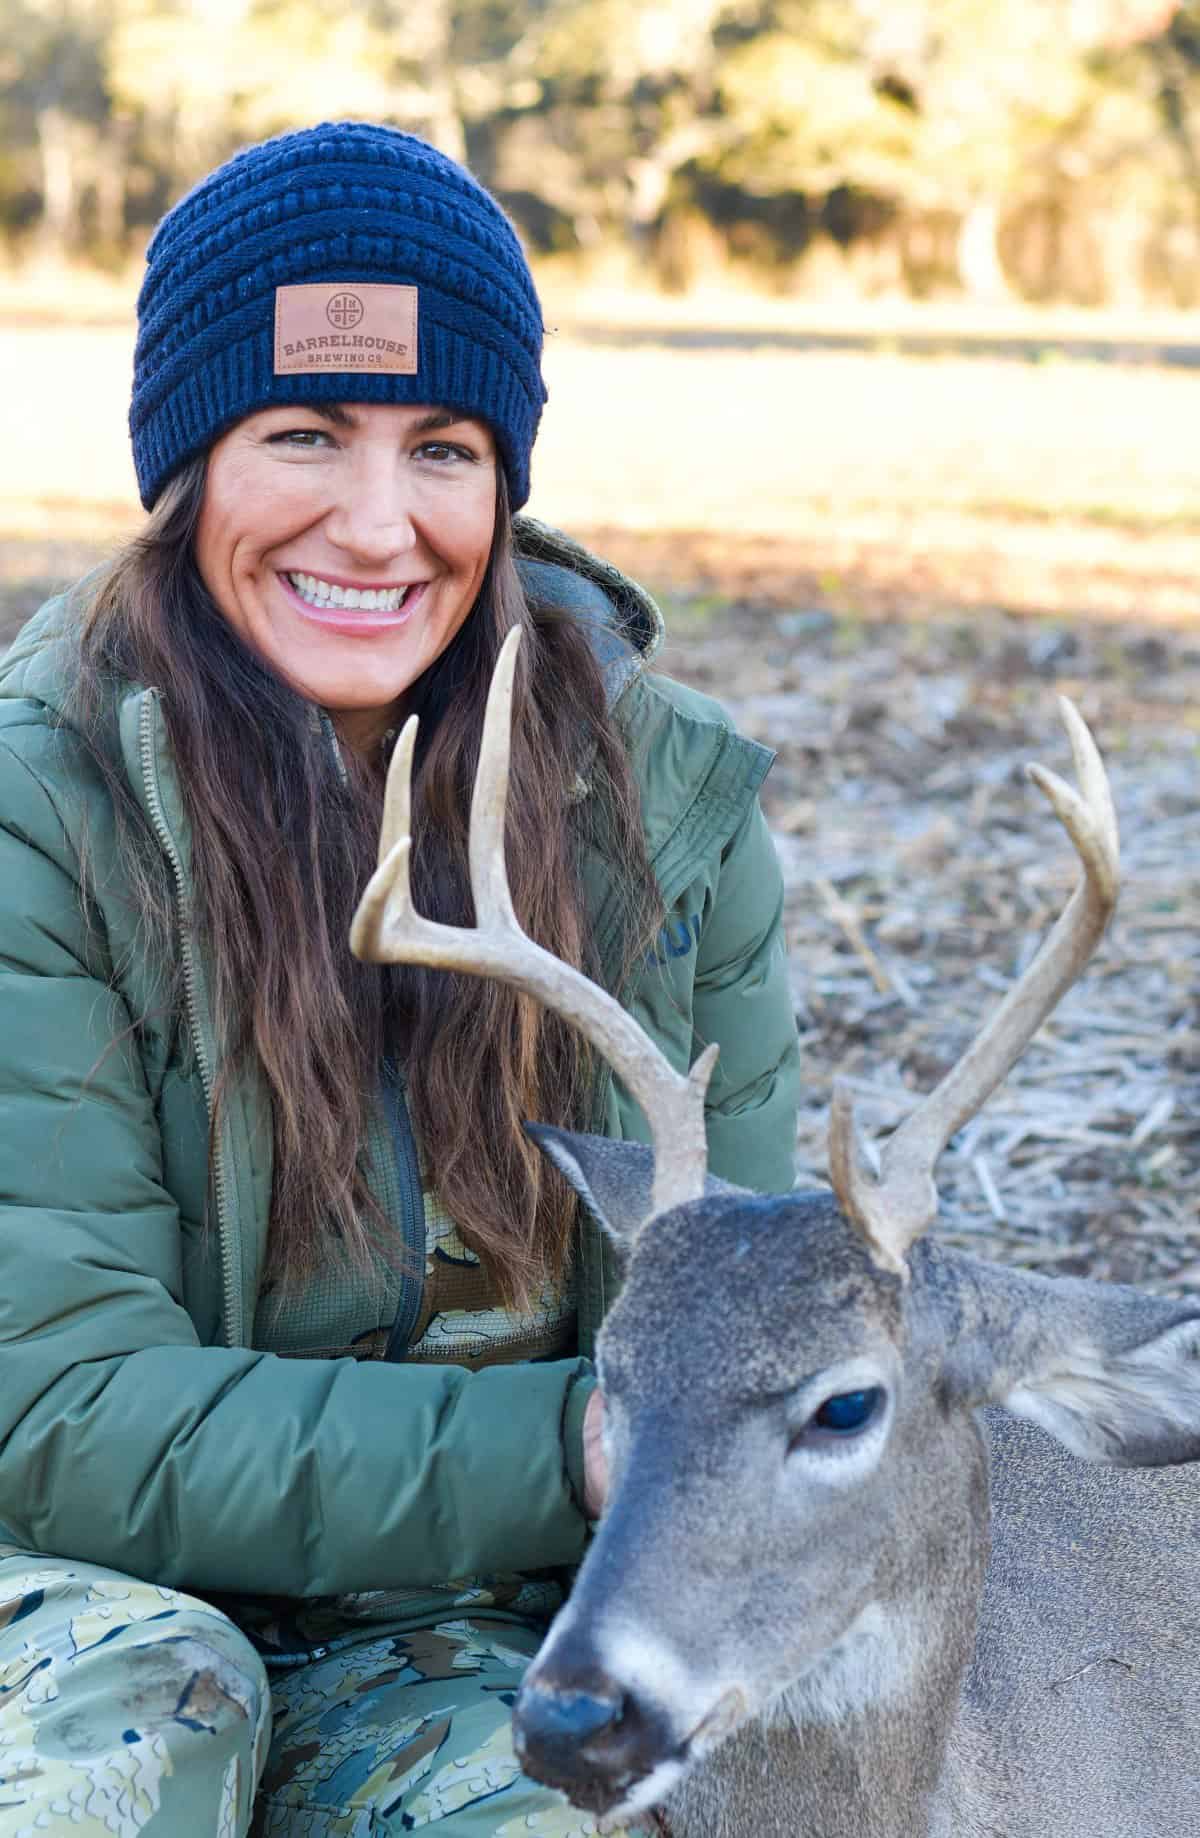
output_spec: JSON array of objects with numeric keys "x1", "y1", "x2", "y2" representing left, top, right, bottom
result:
[{"x1": 2, "y1": 300, "x2": 1197, "y2": 1286}]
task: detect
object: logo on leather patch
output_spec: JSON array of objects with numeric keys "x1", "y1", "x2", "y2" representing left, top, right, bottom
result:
[
  {"x1": 326, "y1": 291, "x2": 364, "y2": 330},
  {"x1": 274, "y1": 283, "x2": 418, "y2": 375}
]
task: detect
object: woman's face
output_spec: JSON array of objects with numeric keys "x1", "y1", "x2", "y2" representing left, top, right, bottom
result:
[{"x1": 194, "y1": 401, "x2": 498, "y2": 752}]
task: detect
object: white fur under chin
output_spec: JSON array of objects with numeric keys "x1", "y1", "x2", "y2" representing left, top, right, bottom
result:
[
  {"x1": 596, "y1": 1754, "x2": 687, "y2": 1832},
  {"x1": 768, "y1": 1601, "x2": 918, "y2": 1730}
]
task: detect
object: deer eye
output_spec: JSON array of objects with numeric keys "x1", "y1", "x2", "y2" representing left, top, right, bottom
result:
[{"x1": 811, "y1": 1387, "x2": 883, "y2": 1434}]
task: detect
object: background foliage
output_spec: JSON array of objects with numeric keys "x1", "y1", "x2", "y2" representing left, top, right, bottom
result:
[{"x1": 3, "y1": 0, "x2": 1200, "y2": 303}]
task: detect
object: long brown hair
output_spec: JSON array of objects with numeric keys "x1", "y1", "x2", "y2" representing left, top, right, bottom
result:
[{"x1": 70, "y1": 458, "x2": 659, "y2": 1305}]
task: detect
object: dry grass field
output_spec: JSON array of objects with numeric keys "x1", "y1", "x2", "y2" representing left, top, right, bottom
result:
[
  {"x1": 1, "y1": 298, "x2": 1196, "y2": 1285},
  {"x1": 4, "y1": 305, "x2": 1200, "y2": 606}
]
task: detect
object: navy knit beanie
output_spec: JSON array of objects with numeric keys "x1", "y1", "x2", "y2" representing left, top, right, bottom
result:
[{"x1": 130, "y1": 122, "x2": 548, "y2": 511}]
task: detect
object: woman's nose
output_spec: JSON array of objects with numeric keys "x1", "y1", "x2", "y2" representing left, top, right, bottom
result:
[{"x1": 323, "y1": 453, "x2": 418, "y2": 561}]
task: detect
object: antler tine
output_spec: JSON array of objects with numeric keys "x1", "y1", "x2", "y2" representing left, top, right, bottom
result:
[
  {"x1": 828, "y1": 1082, "x2": 909, "y2": 1280},
  {"x1": 377, "y1": 713, "x2": 418, "y2": 868},
  {"x1": 350, "y1": 627, "x2": 718, "y2": 1225},
  {"x1": 468, "y1": 620, "x2": 521, "y2": 931},
  {"x1": 829, "y1": 697, "x2": 1119, "y2": 1275}
]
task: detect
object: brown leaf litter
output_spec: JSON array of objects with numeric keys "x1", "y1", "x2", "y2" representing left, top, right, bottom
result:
[{"x1": 655, "y1": 596, "x2": 1198, "y2": 1295}]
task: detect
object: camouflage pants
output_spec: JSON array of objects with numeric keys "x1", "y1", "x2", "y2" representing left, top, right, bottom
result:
[{"x1": 0, "y1": 1550, "x2": 626, "y2": 1836}]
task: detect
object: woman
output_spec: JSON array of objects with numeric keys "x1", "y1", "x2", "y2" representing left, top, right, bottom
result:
[{"x1": 0, "y1": 123, "x2": 800, "y2": 1835}]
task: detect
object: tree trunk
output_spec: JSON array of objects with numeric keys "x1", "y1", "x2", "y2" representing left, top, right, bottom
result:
[
  {"x1": 956, "y1": 198, "x2": 1012, "y2": 303},
  {"x1": 35, "y1": 106, "x2": 78, "y2": 258},
  {"x1": 93, "y1": 118, "x2": 134, "y2": 260}
]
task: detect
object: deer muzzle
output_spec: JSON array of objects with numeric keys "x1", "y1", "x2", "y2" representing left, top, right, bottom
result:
[{"x1": 513, "y1": 1667, "x2": 681, "y2": 1817}]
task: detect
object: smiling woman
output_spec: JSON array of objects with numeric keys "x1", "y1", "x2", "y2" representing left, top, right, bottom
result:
[
  {"x1": 196, "y1": 401, "x2": 498, "y2": 751},
  {"x1": 0, "y1": 120, "x2": 801, "y2": 1837}
]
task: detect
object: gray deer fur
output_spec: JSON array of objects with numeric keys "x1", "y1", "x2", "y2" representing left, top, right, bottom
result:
[{"x1": 513, "y1": 1131, "x2": 1200, "y2": 1838}]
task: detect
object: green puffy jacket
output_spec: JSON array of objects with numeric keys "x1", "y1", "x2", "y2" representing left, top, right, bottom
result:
[{"x1": 0, "y1": 519, "x2": 799, "y2": 1601}]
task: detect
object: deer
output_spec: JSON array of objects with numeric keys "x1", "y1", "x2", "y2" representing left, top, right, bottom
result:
[{"x1": 351, "y1": 629, "x2": 1200, "y2": 1838}]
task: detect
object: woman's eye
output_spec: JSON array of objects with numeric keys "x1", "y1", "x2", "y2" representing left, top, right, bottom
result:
[
  {"x1": 810, "y1": 1386, "x2": 883, "y2": 1436},
  {"x1": 267, "y1": 428, "x2": 332, "y2": 448},
  {"x1": 415, "y1": 440, "x2": 473, "y2": 463}
]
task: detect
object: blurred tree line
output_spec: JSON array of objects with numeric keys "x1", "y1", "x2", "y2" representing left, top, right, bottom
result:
[{"x1": 3, "y1": 0, "x2": 1200, "y2": 303}]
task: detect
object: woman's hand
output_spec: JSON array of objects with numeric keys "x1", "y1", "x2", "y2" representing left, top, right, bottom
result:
[{"x1": 582, "y1": 1388, "x2": 608, "y2": 1521}]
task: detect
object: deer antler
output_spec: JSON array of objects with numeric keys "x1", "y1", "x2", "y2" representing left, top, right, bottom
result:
[
  {"x1": 350, "y1": 626, "x2": 718, "y2": 1224},
  {"x1": 829, "y1": 697, "x2": 1119, "y2": 1278}
]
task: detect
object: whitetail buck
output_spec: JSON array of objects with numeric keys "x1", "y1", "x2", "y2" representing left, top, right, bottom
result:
[{"x1": 352, "y1": 631, "x2": 1200, "y2": 1838}]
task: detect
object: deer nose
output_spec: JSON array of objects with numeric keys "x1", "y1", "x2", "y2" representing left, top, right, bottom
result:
[{"x1": 514, "y1": 1674, "x2": 675, "y2": 1801}]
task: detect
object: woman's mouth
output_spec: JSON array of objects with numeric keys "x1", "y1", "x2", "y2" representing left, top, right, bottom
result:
[{"x1": 278, "y1": 571, "x2": 426, "y2": 631}]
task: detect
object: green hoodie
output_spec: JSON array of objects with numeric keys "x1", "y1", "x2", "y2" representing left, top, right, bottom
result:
[{"x1": 0, "y1": 519, "x2": 799, "y2": 1600}]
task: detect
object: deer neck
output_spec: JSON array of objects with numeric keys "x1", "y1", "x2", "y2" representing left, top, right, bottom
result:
[
  {"x1": 679, "y1": 1447, "x2": 991, "y2": 1838},
  {"x1": 670, "y1": 1665, "x2": 969, "y2": 1838}
]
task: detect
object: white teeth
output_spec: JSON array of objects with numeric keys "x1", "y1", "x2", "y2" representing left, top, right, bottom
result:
[{"x1": 287, "y1": 573, "x2": 411, "y2": 613}]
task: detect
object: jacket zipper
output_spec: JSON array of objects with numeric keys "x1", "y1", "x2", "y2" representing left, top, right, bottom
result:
[{"x1": 138, "y1": 692, "x2": 241, "y2": 1348}]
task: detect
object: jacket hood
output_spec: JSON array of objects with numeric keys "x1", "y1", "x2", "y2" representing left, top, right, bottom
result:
[
  {"x1": 0, "y1": 517, "x2": 665, "y2": 728},
  {"x1": 513, "y1": 515, "x2": 664, "y2": 685}
]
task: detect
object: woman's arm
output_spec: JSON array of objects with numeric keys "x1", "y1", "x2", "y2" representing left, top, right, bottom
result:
[{"x1": 0, "y1": 738, "x2": 593, "y2": 1596}]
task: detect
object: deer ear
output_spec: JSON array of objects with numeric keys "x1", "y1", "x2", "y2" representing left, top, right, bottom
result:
[
  {"x1": 999, "y1": 1314, "x2": 1200, "y2": 1467},
  {"x1": 524, "y1": 1124, "x2": 745, "y2": 1252},
  {"x1": 524, "y1": 1125, "x2": 653, "y2": 1250},
  {"x1": 955, "y1": 1267, "x2": 1200, "y2": 1467}
]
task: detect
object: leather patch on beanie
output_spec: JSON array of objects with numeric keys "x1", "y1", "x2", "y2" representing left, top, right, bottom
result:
[{"x1": 274, "y1": 283, "x2": 418, "y2": 375}]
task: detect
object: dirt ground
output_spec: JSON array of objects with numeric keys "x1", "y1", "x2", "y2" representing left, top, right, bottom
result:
[
  {"x1": 655, "y1": 577, "x2": 1198, "y2": 1294},
  {"x1": 1, "y1": 313, "x2": 1196, "y2": 1291}
]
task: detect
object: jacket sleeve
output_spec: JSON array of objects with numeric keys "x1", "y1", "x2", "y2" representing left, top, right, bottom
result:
[
  {"x1": 694, "y1": 797, "x2": 800, "y2": 1192},
  {"x1": 0, "y1": 736, "x2": 594, "y2": 1597}
]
